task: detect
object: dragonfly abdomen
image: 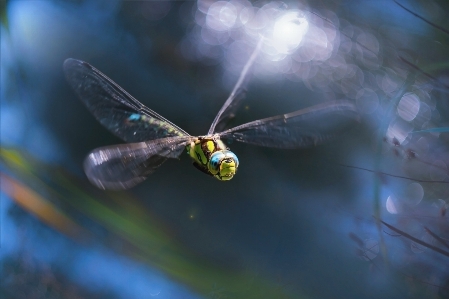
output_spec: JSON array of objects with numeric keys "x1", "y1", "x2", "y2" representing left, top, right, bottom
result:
[{"x1": 126, "y1": 113, "x2": 185, "y2": 137}]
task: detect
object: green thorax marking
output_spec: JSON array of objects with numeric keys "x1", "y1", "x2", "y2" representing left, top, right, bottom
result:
[{"x1": 186, "y1": 137, "x2": 227, "y2": 167}]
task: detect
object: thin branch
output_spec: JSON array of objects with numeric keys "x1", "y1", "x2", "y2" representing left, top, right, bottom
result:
[
  {"x1": 424, "y1": 226, "x2": 449, "y2": 250},
  {"x1": 394, "y1": 0, "x2": 449, "y2": 35},
  {"x1": 399, "y1": 56, "x2": 449, "y2": 90},
  {"x1": 336, "y1": 163, "x2": 449, "y2": 184},
  {"x1": 383, "y1": 230, "x2": 402, "y2": 237},
  {"x1": 377, "y1": 218, "x2": 449, "y2": 258}
]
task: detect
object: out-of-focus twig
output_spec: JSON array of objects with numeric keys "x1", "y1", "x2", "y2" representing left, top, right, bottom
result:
[
  {"x1": 378, "y1": 218, "x2": 449, "y2": 258},
  {"x1": 336, "y1": 163, "x2": 449, "y2": 184},
  {"x1": 394, "y1": 0, "x2": 449, "y2": 35},
  {"x1": 399, "y1": 56, "x2": 449, "y2": 90},
  {"x1": 424, "y1": 226, "x2": 449, "y2": 250}
]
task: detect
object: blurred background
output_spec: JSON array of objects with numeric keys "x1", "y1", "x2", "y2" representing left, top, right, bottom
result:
[{"x1": 1, "y1": 0, "x2": 449, "y2": 298}]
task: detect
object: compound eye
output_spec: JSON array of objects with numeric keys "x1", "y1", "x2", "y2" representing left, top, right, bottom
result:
[
  {"x1": 208, "y1": 150, "x2": 239, "y2": 180},
  {"x1": 222, "y1": 150, "x2": 239, "y2": 168},
  {"x1": 208, "y1": 151, "x2": 225, "y2": 173}
]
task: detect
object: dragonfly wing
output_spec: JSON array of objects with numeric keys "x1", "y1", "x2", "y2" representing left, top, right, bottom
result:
[
  {"x1": 63, "y1": 58, "x2": 189, "y2": 143},
  {"x1": 84, "y1": 136, "x2": 192, "y2": 190},
  {"x1": 208, "y1": 37, "x2": 264, "y2": 134},
  {"x1": 219, "y1": 101, "x2": 359, "y2": 149},
  {"x1": 213, "y1": 89, "x2": 248, "y2": 134}
]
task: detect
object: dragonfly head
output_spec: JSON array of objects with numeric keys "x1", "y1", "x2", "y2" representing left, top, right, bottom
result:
[{"x1": 207, "y1": 150, "x2": 239, "y2": 181}]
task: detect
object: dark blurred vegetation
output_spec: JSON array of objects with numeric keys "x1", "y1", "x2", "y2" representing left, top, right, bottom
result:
[
  {"x1": 2, "y1": 0, "x2": 449, "y2": 298},
  {"x1": 2, "y1": 249, "x2": 120, "y2": 299}
]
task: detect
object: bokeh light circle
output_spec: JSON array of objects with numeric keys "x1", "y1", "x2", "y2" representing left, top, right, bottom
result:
[{"x1": 398, "y1": 92, "x2": 420, "y2": 122}]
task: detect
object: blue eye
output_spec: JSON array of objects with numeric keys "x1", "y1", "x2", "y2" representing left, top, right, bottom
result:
[
  {"x1": 209, "y1": 152, "x2": 225, "y2": 171},
  {"x1": 222, "y1": 150, "x2": 239, "y2": 168}
]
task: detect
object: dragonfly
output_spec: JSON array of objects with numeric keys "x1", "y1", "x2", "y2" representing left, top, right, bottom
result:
[{"x1": 64, "y1": 39, "x2": 358, "y2": 190}]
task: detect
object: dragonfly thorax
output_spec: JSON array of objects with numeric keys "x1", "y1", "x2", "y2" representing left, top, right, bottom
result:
[{"x1": 187, "y1": 137, "x2": 239, "y2": 181}]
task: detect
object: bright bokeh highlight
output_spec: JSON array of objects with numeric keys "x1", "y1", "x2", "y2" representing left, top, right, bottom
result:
[{"x1": 271, "y1": 12, "x2": 308, "y2": 54}]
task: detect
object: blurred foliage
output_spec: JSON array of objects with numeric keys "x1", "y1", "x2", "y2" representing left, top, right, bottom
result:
[
  {"x1": 0, "y1": 148, "x2": 300, "y2": 298},
  {"x1": 1, "y1": 251, "x2": 120, "y2": 299},
  {"x1": 0, "y1": 0, "x2": 8, "y2": 29}
]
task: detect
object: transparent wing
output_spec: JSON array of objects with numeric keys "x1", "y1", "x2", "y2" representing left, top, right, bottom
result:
[
  {"x1": 208, "y1": 37, "x2": 264, "y2": 134},
  {"x1": 63, "y1": 58, "x2": 189, "y2": 143},
  {"x1": 84, "y1": 136, "x2": 192, "y2": 190},
  {"x1": 218, "y1": 101, "x2": 359, "y2": 149}
]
